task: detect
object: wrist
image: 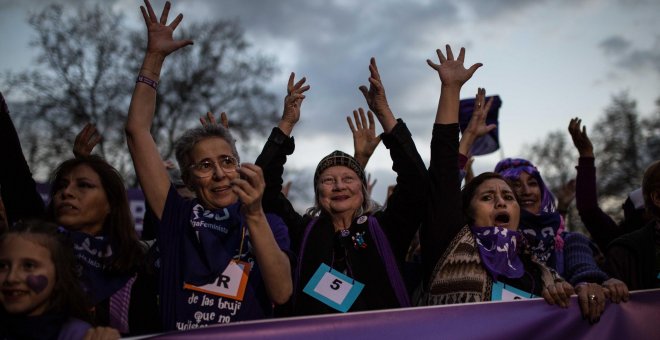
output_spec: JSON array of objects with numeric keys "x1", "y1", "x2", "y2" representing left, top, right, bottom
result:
[
  {"x1": 140, "y1": 53, "x2": 166, "y2": 78},
  {"x1": 277, "y1": 120, "x2": 295, "y2": 136},
  {"x1": 244, "y1": 209, "x2": 267, "y2": 225},
  {"x1": 441, "y1": 83, "x2": 463, "y2": 91}
]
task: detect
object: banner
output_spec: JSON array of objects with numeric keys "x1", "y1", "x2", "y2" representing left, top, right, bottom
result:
[{"x1": 149, "y1": 289, "x2": 660, "y2": 340}]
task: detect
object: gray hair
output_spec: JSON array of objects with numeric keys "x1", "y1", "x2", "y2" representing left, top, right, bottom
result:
[
  {"x1": 174, "y1": 124, "x2": 240, "y2": 186},
  {"x1": 305, "y1": 180, "x2": 378, "y2": 218}
]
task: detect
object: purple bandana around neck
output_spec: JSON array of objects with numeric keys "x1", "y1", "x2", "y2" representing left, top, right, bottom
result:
[
  {"x1": 184, "y1": 201, "x2": 245, "y2": 285},
  {"x1": 470, "y1": 226, "x2": 524, "y2": 281},
  {"x1": 61, "y1": 228, "x2": 131, "y2": 304},
  {"x1": 519, "y1": 209, "x2": 562, "y2": 266}
]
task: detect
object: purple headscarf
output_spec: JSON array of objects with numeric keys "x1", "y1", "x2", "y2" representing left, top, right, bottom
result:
[{"x1": 494, "y1": 158, "x2": 557, "y2": 214}]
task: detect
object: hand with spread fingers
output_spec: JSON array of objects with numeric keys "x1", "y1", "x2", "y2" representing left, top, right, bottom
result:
[
  {"x1": 73, "y1": 123, "x2": 102, "y2": 158},
  {"x1": 279, "y1": 72, "x2": 310, "y2": 136},
  {"x1": 140, "y1": 0, "x2": 193, "y2": 59},
  {"x1": 575, "y1": 282, "x2": 607, "y2": 324},
  {"x1": 348, "y1": 108, "x2": 381, "y2": 169},
  {"x1": 568, "y1": 117, "x2": 594, "y2": 158},
  {"x1": 427, "y1": 44, "x2": 482, "y2": 89},
  {"x1": 542, "y1": 280, "x2": 574, "y2": 309},
  {"x1": 429, "y1": 44, "x2": 483, "y2": 124}
]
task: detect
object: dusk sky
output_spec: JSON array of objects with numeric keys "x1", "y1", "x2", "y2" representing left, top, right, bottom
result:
[{"x1": 2, "y1": 0, "x2": 659, "y2": 206}]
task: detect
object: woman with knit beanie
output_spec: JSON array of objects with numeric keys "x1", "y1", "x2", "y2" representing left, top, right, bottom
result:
[{"x1": 256, "y1": 58, "x2": 429, "y2": 315}]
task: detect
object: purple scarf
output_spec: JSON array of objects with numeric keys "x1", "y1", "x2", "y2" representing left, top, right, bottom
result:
[
  {"x1": 183, "y1": 201, "x2": 244, "y2": 285},
  {"x1": 60, "y1": 228, "x2": 132, "y2": 304},
  {"x1": 470, "y1": 226, "x2": 524, "y2": 281},
  {"x1": 519, "y1": 209, "x2": 564, "y2": 268}
]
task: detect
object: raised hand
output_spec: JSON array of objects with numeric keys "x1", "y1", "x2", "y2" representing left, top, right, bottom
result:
[
  {"x1": 348, "y1": 108, "x2": 381, "y2": 168},
  {"x1": 465, "y1": 88, "x2": 496, "y2": 138},
  {"x1": 359, "y1": 58, "x2": 396, "y2": 132},
  {"x1": 366, "y1": 173, "x2": 377, "y2": 197},
  {"x1": 568, "y1": 117, "x2": 594, "y2": 157},
  {"x1": 200, "y1": 111, "x2": 229, "y2": 129},
  {"x1": 459, "y1": 88, "x2": 496, "y2": 156},
  {"x1": 427, "y1": 45, "x2": 482, "y2": 88},
  {"x1": 555, "y1": 179, "x2": 576, "y2": 214},
  {"x1": 140, "y1": 0, "x2": 193, "y2": 58},
  {"x1": 232, "y1": 163, "x2": 266, "y2": 217},
  {"x1": 73, "y1": 123, "x2": 102, "y2": 158},
  {"x1": 279, "y1": 72, "x2": 309, "y2": 135}
]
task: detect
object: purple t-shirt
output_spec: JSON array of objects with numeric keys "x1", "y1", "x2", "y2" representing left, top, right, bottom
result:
[{"x1": 158, "y1": 185, "x2": 290, "y2": 331}]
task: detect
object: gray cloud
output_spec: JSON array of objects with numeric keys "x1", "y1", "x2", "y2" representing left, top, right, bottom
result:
[
  {"x1": 0, "y1": 0, "x2": 117, "y2": 11},
  {"x1": 599, "y1": 36, "x2": 632, "y2": 55},
  {"x1": 600, "y1": 35, "x2": 660, "y2": 75},
  {"x1": 184, "y1": 1, "x2": 464, "y2": 138}
]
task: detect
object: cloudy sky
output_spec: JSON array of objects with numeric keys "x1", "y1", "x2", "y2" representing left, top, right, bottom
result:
[{"x1": 2, "y1": 0, "x2": 659, "y2": 205}]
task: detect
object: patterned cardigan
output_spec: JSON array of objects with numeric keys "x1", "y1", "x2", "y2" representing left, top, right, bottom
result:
[{"x1": 416, "y1": 225, "x2": 562, "y2": 305}]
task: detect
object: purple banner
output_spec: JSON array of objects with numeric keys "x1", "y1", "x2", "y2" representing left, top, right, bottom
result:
[{"x1": 149, "y1": 289, "x2": 660, "y2": 339}]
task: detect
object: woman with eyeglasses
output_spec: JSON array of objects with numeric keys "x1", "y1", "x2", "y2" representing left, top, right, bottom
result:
[{"x1": 125, "y1": 0, "x2": 292, "y2": 330}]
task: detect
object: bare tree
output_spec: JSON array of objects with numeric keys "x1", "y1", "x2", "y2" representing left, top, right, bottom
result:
[
  {"x1": 591, "y1": 92, "x2": 644, "y2": 197},
  {"x1": 525, "y1": 130, "x2": 576, "y2": 192},
  {"x1": 3, "y1": 4, "x2": 132, "y2": 176},
  {"x1": 639, "y1": 97, "x2": 660, "y2": 167},
  {"x1": 2, "y1": 4, "x2": 279, "y2": 184}
]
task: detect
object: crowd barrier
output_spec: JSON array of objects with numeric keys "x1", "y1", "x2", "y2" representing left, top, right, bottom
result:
[{"x1": 148, "y1": 289, "x2": 660, "y2": 339}]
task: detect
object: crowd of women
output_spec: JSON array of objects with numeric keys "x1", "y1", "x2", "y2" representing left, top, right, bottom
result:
[{"x1": 1, "y1": 1, "x2": 658, "y2": 338}]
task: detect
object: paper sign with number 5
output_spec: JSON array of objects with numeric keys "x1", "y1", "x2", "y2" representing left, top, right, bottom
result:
[{"x1": 303, "y1": 263, "x2": 364, "y2": 312}]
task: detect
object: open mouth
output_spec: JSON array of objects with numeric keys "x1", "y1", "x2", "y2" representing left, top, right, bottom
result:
[
  {"x1": 332, "y1": 195, "x2": 349, "y2": 201},
  {"x1": 494, "y1": 212, "x2": 510, "y2": 226}
]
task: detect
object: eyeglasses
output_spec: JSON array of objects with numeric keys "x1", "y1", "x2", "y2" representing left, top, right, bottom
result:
[
  {"x1": 319, "y1": 175, "x2": 358, "y2": 187},
  {"x1": 189, "y1": 155, "x2": 239, "y2": 178}
]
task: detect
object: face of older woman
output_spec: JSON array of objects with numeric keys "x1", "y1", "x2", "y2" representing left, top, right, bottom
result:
[
  {"x1": 189, "y1": 137, "x2": 240, "y2": 210},
  {"x1": 470, "y1": 178, "x2": 520, "y2": 230},
  {"x1": 317, "y1": 165, "x2": 364, "y2": 216}
]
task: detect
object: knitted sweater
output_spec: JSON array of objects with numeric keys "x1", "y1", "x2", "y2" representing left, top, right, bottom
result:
[
  {"x1": 562, "y1": 231, "x2": 609, "y2": 285},
  {"x1": 417, "y1": 225, "x2": 560, "y2": 305}
]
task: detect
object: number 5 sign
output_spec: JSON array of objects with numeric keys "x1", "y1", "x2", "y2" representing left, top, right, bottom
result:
[{"x1": 303, "y1": 263, "x2": 365, "y2": 312}]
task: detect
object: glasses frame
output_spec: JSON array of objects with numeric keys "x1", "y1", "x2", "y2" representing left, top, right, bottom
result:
[{"x1": 189, "y1": 155, "x2": 239, "y2": 178}]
